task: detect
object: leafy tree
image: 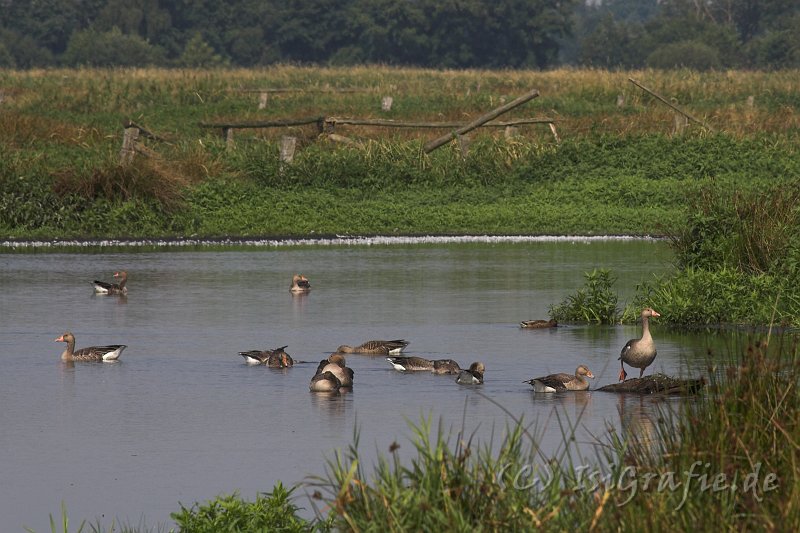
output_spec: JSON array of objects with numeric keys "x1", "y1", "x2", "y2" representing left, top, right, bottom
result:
[
  {"x1": 0, "y1": 28, "x2": 54, "y2": 68},
  {"x1": 646, "y1": 40, "x2": 722, "y2": 70},
  {"x1": 0, "y1": 41, "x2": 15, "y2": 68},
  {"x1": 178, "y1": 32, "x2": 228, "y2": 67},
  {"x1": 579, "y1": 13, "x2": 647, "y2": 68},
  {"x1": 62, "y1": 27, "x2": 165, "y2": 67},
  {"x1": 273, "y1": 0, "x2": 354, "y2": 63}
]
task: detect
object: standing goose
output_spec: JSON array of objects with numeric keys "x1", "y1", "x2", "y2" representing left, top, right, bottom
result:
[
  {"x1": 619, "y1": 308, "x2": 661, "y2": 381},
  {"x1": 519, "y1": 319, "x2": 558, "y2": 329},
  {"x1": 337, "y1": 339, "x2": 409, "y2": 355},
  {"x1": 92, "y1": 271, "x2": 128, "y2": 295},
  {"x1": 455, "y1": 362, "x2": 485, "y2": 384},
  {"x1": 290, "y1": 274, "x2": 311, "y2": 293},
  {"x1": 55, "y1": 332, "x2": 126, "y2": 362},
  {"x1": 525, "y1": 365, "x2": 595, "y2": 392},
  {"x1": 239, "y1": 346, "x2": 293, "y2": 367},
  {"x1": 317, "y1": 353, "x2": 354, "y2": 387},
  {"x1": 386, "y1": 356, "x2": 461, "y2": 375}
]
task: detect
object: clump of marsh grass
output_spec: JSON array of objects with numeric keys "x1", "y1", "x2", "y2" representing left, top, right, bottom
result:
[
  {"x1": 550, "y1": 268, "x2": 621, "y2": 324},
  {"x1": 171, "y1": 483, "x2": 318, "y2": 533},
  {"x1": 51, "y1": 143, "x2": 218, "y2": 211}
]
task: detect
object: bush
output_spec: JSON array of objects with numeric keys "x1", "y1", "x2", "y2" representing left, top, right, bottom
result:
[
  {"x1": 171, "y1": 483, "x2": 316, "y2": 532},
  {"x1": 646, "y1": 40, "x2": 722, "y2": 70},
  {"x1": 549, "y1": 269, "x2": 620, "y2": 324},
  {"x1": 62, "y1": 28, "x2": 165, "y2": 67}
]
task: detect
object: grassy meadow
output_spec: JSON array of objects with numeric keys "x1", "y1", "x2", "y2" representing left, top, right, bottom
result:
[{"x1": 1, "y1": 66, "x2": 799, "y2": 240}]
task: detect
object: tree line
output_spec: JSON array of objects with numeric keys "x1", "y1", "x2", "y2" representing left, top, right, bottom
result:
[{"x1": 0, "y1": 0, "x2": 797, "y2": 70}]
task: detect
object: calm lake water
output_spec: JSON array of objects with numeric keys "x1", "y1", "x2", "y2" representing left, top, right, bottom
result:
[{"x1": 0, "y1": 238, "x2": 740, "y2": 531}]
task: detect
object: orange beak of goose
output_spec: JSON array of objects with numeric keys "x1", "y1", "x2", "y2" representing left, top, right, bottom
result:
[{"x1": 55, "y1": 335, "x2": 64, "y2": 342}]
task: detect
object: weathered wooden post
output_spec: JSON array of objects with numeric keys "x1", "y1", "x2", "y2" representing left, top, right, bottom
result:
[
  {"x1": 119, "y1": 126, "x2": 139, "y2": 165},
  {"x1": 457, "y1": 134, "x2": 470, "y2": 159},
  {"x1": 747, "y1": 95, "x2": 755, "y2": 108},
  {"x1": 258, "y1": 92, "x2": 268, "y2": 110},
  {"x1": 673, "y1": 113, "x2": 688, "y2": 134},
  {"x1": 279, "y1": 136, "x2": 297, "y2": 164},
  {"x1": 225, "y1": 127, "x2": 235, "y2": 151},
  {"x1": 504, "y1": 126, "x2": 519, "y2": 139},
  {"x1": 381, "y1": 96, "x2": 393, "y2": 112},
  {"x1": 616, "y1": 94, "x2": 625, "y2": 107},
  {"x1": 548, "y1": 123, "x2": 561, "y2": 144}
]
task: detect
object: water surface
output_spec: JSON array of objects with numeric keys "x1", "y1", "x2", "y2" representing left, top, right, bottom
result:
[{"x1": 0, "y1": 239, "x2": 727, "y2": 531}]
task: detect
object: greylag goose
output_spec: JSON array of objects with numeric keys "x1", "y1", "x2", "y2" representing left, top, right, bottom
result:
[
  {"x1": 92, "y1": 271, "x2": 128, "y2": 295},
  {"x1": 239, "y1": 346, "x2": 293, "y2": 367},
  {"x1": 525, "y1": 365, "x2": 594, "y2": 392},
  {"x1": 55, "y1": 331, "x2": 126, "y2": 362},
  {"x1": 520, "y1": 319, "x2": 558, "y2": 329},
  {"x1": 309, "y1": 371, "x2": 341, "y2": 392},
  {"x1": 619, "y1": 308, "x2": 661, "y2": 381},
  {"x1": 386, "y1": 356, "x2": 461, "y2": 375},
  {"x1": 317, "y1": 353, "x2": 354, "y2": 387},
  {"x1": 290, "y1": 274, "x2": 311, "y2": 293},
  {"x1": 455, "y1": 362, "x2": 485, "y2": 384},
  {"x1": 337, "y1": 339, "x2": 409, "y2": 355}
]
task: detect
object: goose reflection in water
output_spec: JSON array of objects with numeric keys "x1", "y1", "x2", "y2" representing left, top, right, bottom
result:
[
  {"x1": 617, "y1": 395, "x2": 663, "y2": 464},
  {"x1": 309, "y1": 387, "x2": 351, "y2": 424}
]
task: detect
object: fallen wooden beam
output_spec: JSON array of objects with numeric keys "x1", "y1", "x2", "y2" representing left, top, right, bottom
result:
[
  {"x1": 596, "y1": 373, "x2": 706, "y2": 395},
  {"x1": 423, "y1": 88, "x2": 540, "y2": 153},
  {"x1": 628, "y1": 78, "x2": 714, "y2": 132}
]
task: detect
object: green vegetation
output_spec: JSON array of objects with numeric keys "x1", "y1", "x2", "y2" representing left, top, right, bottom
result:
[
  {"x1": 550, "y1": 269, "x2": 621, "y2": 324},
  {"x1": 2, "y1": 66, "x2": 799, "y2": 240},
  {"x1": 171, "y1": 483, "x2": 321, "y2": 533}
]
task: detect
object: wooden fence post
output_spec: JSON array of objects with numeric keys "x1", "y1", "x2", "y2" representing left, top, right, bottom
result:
[
  {"x1": 673, "y1": 113, "x2": 688, "y2": 134},
  {"x1": 457, "y1": 134, "x2": 470, "y2": 159},
  {"x1": 225, "y1": 128, "x2": 235, "y2": 151},
  {"x1": 381, "y1": 96, "x2": 393, "y2": 112},
  {"x1": 258, "y1": 92, "x2": 268, "y2": 110},
  {"x1": 548, "y1": 123, "x2": 561, "y2": 144},
  {"x1": 279, "y1": 136, "x2": 297, "y2": 164},
  {"x1": 119, "y1": 127, "x2": 139, "y2": 165}
]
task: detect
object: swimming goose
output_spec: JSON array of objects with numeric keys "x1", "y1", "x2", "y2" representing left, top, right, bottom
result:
[
  {"x1": 337, "y1": 339, "x2": 409, "y2": 355},
  {"x1": 318, "y1": 353, "x2": 354, "y2": 387},
  {"x1": 92, "y1": 271, "x2": 128, "y2": 295},
  {"x1": 455, "y1": 362, "x2": 485, "y2": 384},
  {"x1": 619, "y1": 308, "x2": 661, "y2": 381},
  {"x1": 55, "y1": 331, "x2": 126, "y2": 362},
  {"x1": 386, "y1": 356, "x2": 461, "y2": 375},
  {"x1": 520, "y1": 319, "x2": 558, "y2": 329},
  {"x1": 525, "y1": 365, "x2": 595, "y2": 392},
  {"x1": 290, "y1": 274, "x2": 311, "y2": 293},
  {"x1": 239, "y1": 346, "x2": 293, "y2": 367},
  {"x1": 309, "y1": 371, "x2": 341, "y2": 392}
]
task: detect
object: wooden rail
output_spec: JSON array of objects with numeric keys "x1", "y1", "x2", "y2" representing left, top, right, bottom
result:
[{"x1": 198, "y1": 116, "x2": 553, "y2": 131}]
